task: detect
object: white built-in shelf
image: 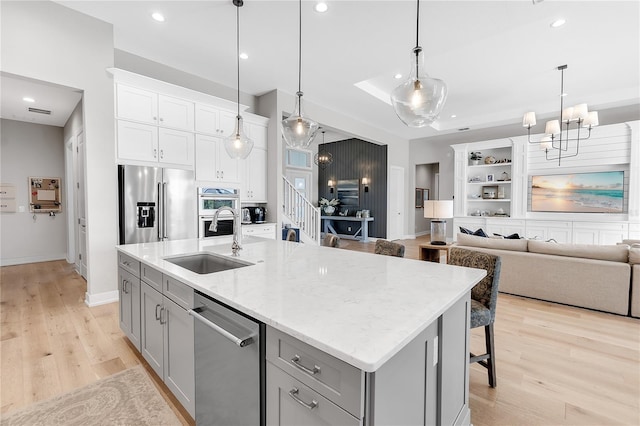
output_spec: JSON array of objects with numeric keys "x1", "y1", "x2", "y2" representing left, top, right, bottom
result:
[
  {"x1": 468, "y1": 181, "x2": 512, "y2": 185},
  {"x1": 468, "y1": 163, "x2": 512, "y2": 168},
  {"x1": 468, "y1": 199, "x2": 511, "y2": 202}
]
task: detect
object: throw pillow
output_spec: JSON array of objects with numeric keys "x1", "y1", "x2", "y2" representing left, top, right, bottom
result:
[
  {"x1": 459, "y1": 226, "x2": 474, "y2": 234},
  {"x1": 493, "y1": 233, "x2": 521, "y2": 239},
  {"x1": 473, "y1": 228, "x2": 488, "y2": 238}
]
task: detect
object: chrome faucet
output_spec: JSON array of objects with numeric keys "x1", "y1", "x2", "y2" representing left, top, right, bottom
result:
[{"x1": 210, "y1": 206, "x2": 242, "y2": 256}]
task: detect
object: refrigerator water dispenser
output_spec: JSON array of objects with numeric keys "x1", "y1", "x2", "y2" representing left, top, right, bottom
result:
[{"x1": 137, "y1": 202, "x2": 155, "y2": 228}]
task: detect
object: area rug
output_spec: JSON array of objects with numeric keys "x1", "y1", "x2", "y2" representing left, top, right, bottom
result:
[{"x1": 1, "y1": 365, "x2": 182, "y2": 426}]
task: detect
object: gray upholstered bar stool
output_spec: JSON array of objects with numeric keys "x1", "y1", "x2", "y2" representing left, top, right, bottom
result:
[
  {"x1": 374, "y1": 239, "x2": 405, "y2": 257},
  {"x1": 448, "y1": 247, "x2": 502, "y2": 387}
]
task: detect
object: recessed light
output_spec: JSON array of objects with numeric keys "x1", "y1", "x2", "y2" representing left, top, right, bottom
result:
[
  {"x1": 23, "y1": 97, "x2": 35, "y2": 103},
  {"x1": 450, "y1": 114, "x2": 457, "y2": 118},
  {"x1": 315, "y1": 2, "x2": 328, "y2": 13},
  {"x1": 550, "y1": 18, "x2": 566, "y2": 28},
  {"x1": 394, "y1": 73, "x2": 402, "y2": 79},
  {"x1": 151, "y1": 12, "x2": 165, "y2": 22},
  {"x1": 239, "y1": 52, "x2": 249, "y2": 60}
]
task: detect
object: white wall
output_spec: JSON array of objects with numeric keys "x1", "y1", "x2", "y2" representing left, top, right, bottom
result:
[
  {"x1": 0, "y1": 120, "x2": 67, "y2": 265},
  {"x1": 1, "y1": 1, "x2": 116, "y2": 305}
]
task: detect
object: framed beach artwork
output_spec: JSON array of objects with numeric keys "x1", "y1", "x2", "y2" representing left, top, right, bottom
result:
[{"x1": 530, "y1": 171, "x2": 624, "y2": 213}]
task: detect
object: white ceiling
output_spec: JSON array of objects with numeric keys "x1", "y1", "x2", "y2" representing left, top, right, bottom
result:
[
  {"x1": 3, "y1": 1, "x2": 639, "y2": 140},
  {"x1": 0, "y1": 73, "x2": 82, "y2": 127}
]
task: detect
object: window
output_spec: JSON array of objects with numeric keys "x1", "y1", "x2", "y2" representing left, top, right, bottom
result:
[{"x1": 286, "y1": 148, "x2": 312, "y2": 169}]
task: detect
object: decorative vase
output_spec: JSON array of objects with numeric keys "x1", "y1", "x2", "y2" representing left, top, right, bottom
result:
[
  {"x1": 324, "y1": 205, "x2": 335, "y2": 215},
  {"x1": 470, "y1": 160, "x2": 480, "y2": 166}
]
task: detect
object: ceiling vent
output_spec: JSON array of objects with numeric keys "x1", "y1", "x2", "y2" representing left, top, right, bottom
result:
[{"x1": 28, "y1": 107, "x2": 52, "y2": 115}]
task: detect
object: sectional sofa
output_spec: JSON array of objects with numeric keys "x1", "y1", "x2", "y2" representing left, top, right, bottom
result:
[{"x1": 454, "y1": 233, "x2": 640, "y2": 317}]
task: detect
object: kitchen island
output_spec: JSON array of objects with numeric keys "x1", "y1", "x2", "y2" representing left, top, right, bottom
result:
[{"x1": 117, "y1": 236, "x2": 485, "y2": 425}]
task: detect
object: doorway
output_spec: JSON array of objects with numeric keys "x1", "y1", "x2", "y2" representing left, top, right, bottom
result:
[{"x1": 415, "y1": 163, "x2": 440, "y2": 236}]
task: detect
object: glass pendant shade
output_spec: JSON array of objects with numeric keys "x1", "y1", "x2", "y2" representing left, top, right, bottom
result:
[
  {"x1": 281, "y1": 92, "x2": 319, "y2": 148},
  {"x1": 224, "y1": 115, "x2": 253, "y2": 159},
  {"x1": 391, "y1": 47, "x2": 447, "y2": 128}
]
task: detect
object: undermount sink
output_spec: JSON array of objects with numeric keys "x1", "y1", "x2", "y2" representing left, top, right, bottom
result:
[{"x1": 165, "y1": 253, "x2": 252, "y2": 274}]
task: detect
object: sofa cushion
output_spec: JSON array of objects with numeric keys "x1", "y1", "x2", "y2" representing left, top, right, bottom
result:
[
  {"x1": 630, "y1": 247, "x2": 640, "y2": 265},
  {"x1": 456, "y1": 233, "x2": 528, "y2": 251},
  {"x1": 528, "y1": 240, "x2": 629, "y2": 263},
  {"x1": 622, "y1": 239, "x2": 640, "y2": 246}
]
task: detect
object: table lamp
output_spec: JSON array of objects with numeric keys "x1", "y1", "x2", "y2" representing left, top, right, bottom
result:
[{"x1": 424, "y1": 200, "x2": 454, "y2": 245}]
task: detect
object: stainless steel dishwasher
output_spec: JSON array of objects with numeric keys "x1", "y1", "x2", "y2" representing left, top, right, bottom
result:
[{"x1": 189, "y1": 291, "x2": 265, "y2": 425}]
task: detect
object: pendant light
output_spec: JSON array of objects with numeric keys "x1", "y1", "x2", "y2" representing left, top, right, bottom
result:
[
  {"x1": 313, "y1": 129, "x2": 333, "y2": 170},
  {"x1": 281, "y1": 0, "x2": 319, "y2": 148},
  {"x1": 391, "y1": 0, "x2": 447, "y2": 128},
  {"x1": 224, "y1": 0, "x2": 254, "y2": 159}
]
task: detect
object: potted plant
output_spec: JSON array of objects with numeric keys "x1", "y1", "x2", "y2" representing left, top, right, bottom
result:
[
  {"x1": 319, "y1": 198, "x2": 339, "y2": 215},
  {"x1": 470, "y1": 151, "x2": 482, "y2": 165}
]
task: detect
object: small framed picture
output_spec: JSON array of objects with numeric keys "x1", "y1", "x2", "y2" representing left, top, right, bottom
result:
[{"x1": 486, "y1": 174, "x2": 495, "y2": 182}]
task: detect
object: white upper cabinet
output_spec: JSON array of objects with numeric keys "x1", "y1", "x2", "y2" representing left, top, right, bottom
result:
[
  {"x1": 195, "y1": 104, "x2": 237, "y2": 137},
  {"x1": 195, "y1": 134, "x2": 240, "y2": 184},
  {"x1": 117, "y1": 85, "x2": 159, "y2": 124},
  {"x1": 158, "y1": 96, "x2": 194, "y2": 130},
  {"x1": 117, "y1": 121, "x2": 194, "y2": 168},
  {"x1": 240, "y1": 121, "x2": 268, "y2": 202},
  {"x1": 117, "y1": 84, "x2": 194, "y2": 131}
]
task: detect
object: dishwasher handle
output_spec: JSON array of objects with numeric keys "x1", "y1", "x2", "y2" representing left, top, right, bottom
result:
[{"x1": 188, "y1": 307, "x2": 255, "y2": 348}]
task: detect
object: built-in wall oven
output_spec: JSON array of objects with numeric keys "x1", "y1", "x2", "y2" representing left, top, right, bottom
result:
[{"x1": 198, "y1": 187, "x2": 239, "y2": 238}]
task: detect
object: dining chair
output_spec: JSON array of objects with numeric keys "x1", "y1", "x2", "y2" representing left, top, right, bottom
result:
[
  {"x1": 448, "y1": 246, "x2": 501, "y2": 387},
  {"x1": 374, "y1": 239, "x2": 405, "y2": 257}
]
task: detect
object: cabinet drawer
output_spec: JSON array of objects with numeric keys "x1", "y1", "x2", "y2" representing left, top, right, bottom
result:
[
  {"x1": 141, "y1": 263, "x2": 162, "y2": 292},
  {"x1": 266, "y1": 327, "x2": 363, "y2": 418},
  {"x1": 163, "y1": 275, "x2": 194, "y2": 309},
  {"x1": 267, "y1": 362, "x2": 361, "y2": 426},
  {"x1": 118, "y1": 252, "x2": 140, "y2": 277}
]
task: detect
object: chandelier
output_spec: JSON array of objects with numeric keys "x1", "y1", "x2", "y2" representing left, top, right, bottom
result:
[
  {"x1": 522, "y1": 65, "x2": 599, "y2": 166},
  {"x1": 313, "y1": 130, "x2": 333, "y2": 170}
]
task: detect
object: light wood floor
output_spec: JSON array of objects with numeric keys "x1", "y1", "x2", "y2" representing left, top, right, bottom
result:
[
  {"x1": 342, "y1": 235, "x2": 640, "y2": 425},
  {"x1": 0, "y1": 260, "x2": 193, "y2": 424},
  {"x1": 1, "y1": 238, "x2": 639, "y2": 425}
]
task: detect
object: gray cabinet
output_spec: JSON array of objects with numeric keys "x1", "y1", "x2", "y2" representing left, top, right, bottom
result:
[
  {"x1": 266, "y1": 293, "x2": 470, "y2": 426},
  {"x1": 138, "y1": 266, "x2": 195, "y2": 417},
  {"x1": 141, "y1": 282, "x2": 164, "y2": 377},
  {"x1": 267, "y1": 363, "x2": 361, "y2": 426},
  {"x1": 118, "y1": 253, "x2": 141, "y2": 351}
]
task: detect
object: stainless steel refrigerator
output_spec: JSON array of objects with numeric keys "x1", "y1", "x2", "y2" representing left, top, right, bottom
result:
[{"x1": 118, "y1": 165, "x2": 197, "y2": 244}]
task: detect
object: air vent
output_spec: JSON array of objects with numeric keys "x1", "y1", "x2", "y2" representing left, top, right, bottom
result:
[
  {"x1": 458, "y1": 127, "x2": 470, "y2": 131},
  {"x1": 28, "y1": 107, "x2": 51, "y2": 115}
]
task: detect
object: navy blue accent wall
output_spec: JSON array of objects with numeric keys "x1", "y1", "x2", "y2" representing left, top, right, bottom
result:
[{"x1": 318, "y1": 139, "x2": 387, "y2": 238}]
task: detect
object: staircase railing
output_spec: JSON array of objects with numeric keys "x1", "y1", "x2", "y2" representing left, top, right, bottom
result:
[{"x1": 283, "y1": 176, "x2": 321, "y2": 244}]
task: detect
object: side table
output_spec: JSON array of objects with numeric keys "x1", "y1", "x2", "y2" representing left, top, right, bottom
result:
[{"x1": 419, "y1": 242, "x2": 454, "y2": 263}]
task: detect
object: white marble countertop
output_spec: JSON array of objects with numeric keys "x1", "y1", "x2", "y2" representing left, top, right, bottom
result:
[{"x1": 117, "y1": 237, "x2": 485, "y2": 372}]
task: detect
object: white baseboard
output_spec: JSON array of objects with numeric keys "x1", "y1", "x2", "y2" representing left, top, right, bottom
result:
[
  {"x1": 85, "y1": 290, "x2": 119, "y2": 307},
  {"x1": 0, "y1": 254, "x2": 66, "y2": 267}
]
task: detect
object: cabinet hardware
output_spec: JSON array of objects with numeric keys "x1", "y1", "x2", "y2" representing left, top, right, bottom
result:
[
  {"x1": 291, "y1": 355, "x2": 321, "y2": 375},
  {"x1": 155, "y1": 304, "x2": 162, "y2": 321},
  {"x1": 288, "y1": 388, "x2": 318, "y2": 410},
  {"x1": 159, "y1": 306, "x2": 166, "y2": 325},
  {"x1": 160, "y1": 149, "x2": 164, "y2": 159},
  {"x1": 153, "y1": 148, "x2": 157, "y2": 158},
  {"x1": 122, "y1": 279, "x2": 129, "y2": 294}
]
